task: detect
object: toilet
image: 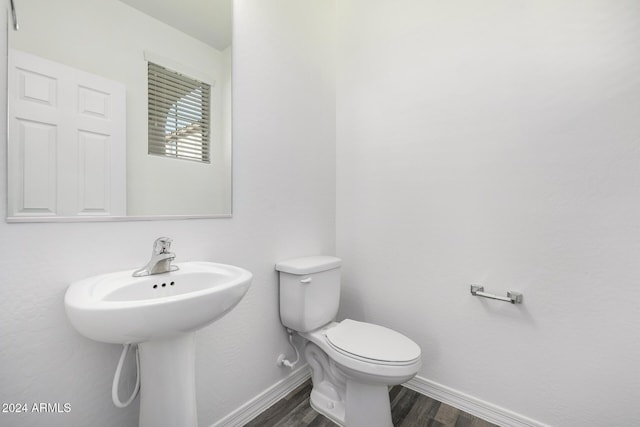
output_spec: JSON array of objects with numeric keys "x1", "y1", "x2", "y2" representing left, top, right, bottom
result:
[{"x1": 276, "y1": 256, "x2": 421, "y2": 427}]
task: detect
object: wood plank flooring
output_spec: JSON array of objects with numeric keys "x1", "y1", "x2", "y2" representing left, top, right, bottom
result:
[{"x1": 245, "y1": 380, "x2": 499, "y2": 427}]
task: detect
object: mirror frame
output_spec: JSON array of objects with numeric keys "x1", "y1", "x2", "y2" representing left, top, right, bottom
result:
[{"x1": 4, "y1": 1, "x2": 233, "y2": 223}]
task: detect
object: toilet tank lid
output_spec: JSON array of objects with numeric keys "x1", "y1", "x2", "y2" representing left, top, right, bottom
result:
[{"x1": 275, "y1": 256, "x2": 342, "y2": 275}]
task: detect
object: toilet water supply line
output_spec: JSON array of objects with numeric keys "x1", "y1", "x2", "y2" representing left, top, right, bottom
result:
[
  {"x1": 112, "y1": 344, "x2": 140, "y2": 408},
  {"x1": 278, "y1": 328, "x2": 300, "y2": 369}
]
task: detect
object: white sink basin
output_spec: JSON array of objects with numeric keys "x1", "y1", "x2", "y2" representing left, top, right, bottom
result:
[{"x1": 65, "y1": 261, "x2": 253, "y2": 344}]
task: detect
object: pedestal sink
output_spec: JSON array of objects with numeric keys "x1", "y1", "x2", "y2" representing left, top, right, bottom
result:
[{"x1": 64, "y1": 261, "x2": 252, "y2": 427}]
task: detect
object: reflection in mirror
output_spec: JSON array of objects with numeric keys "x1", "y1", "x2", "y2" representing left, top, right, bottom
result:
[{"x1": 6, "y1": 0, "x2": 232, "y2": 221}]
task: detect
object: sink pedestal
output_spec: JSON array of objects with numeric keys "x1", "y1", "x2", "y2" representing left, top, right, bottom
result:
[{"x1": 138, "y1": 333, "x2": 197, "y2": 427}]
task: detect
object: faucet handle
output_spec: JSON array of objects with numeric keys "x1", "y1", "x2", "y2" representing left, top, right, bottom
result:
[{"x1": 153, "y1": 237, "x2": 173, "y2": 254}]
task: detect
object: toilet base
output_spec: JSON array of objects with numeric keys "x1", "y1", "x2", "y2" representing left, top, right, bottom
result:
[
  {"x1": 345, "y1": 380, "x2": 393, "y2": 427},
  {"x1": 309, "y1": 378, "x2": 393, "y2": 427},
  {"x1": 309, "y1": 388, "x2": 346, "y2": 426},
  {"x1": 305, "y1": 340, "x2": 394, "y2": 427}
]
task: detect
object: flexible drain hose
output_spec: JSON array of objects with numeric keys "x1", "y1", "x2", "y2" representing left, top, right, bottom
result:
[{"x1": 112, "y1": 344, "x2": 140, "y2": 408}]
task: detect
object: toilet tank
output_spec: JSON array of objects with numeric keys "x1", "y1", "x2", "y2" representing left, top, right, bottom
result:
[{"x1": 275, "y1": 256, "x2": 342, "y2": 332}]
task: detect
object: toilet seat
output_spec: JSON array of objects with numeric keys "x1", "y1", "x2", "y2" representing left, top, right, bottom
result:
[
  {"x1": 325, "y1": 319, "x2": 421, "y2": 366},
  {"x1": 301, "y1": 320, "x2": 422, "y2": 388}
]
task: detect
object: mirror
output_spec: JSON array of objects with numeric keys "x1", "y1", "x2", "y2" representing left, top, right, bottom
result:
[{"x1": 6, "y1": 0, "x2": 232, "y2": 221}]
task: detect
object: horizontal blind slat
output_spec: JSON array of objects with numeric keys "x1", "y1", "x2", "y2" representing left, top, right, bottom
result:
[
  {"x1": 148, "y1": 87, "x2": 211, "y2": 110},
  {"x1": 149, "y1": 92, "x2": 209, "y2": 111},
  {"x1": 148, "y1": 127, "x2": 209, "y2": 140},
  {"x1": 149, "y1": 63, "x2": 209, "y2": 88},
  {"x1": 157, "y1": 145, "x2": 211, "y2": 156},
  {"x1": 149, "y1": 143, "x2": 210, "y2": 160},
  {"x1": 149, "y1": 144, "x2": 210, "y2": 154},
  {"x1": 150, "y1": 114, "x2": 210, "y2": 127},
  {"x1": 150, "y1": 137, "x2": 210, "y2": 151}
]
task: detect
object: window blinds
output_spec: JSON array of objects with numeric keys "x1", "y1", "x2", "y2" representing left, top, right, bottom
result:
[{"x1": 148, "y1": 62, "x2": 211, "y2": 163}]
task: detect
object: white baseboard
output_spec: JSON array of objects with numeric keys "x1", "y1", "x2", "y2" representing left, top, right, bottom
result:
[
  {"x1": 210, "y1": 365, "x2": 311, "y2": 427},
  {"x1": 211, "y1": 367, "x2": 549, "y2": 427},
  {"x1": 404, "y1": 375, "x2": 551, "y2": 427}
]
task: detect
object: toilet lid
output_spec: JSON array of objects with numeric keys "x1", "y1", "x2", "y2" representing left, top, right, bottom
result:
[{"x1": 325, "y1": 319, "x2": 421, "y2": 363}]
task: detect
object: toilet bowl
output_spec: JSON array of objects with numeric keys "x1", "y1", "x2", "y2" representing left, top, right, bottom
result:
[
  {"x1": 302, "y1": 320, "x2": 421, "y2": 427},
  {"x1": 276, "y1": 256, "x2": 422, "y2": 427}
]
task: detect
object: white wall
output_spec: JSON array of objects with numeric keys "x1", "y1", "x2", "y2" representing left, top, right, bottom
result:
[
  {"x1": 336, "y1": 1, "x2": 640, "y2": 426},
  {"x1": 10, "y1": 0, "x2": 230, "y2": 216},
  {"x1": 7, "y1": 1, "x2": 639, "y2": 426},
  {"x1": 0, "y1": 1, "x2": 335, "y2": 426}
]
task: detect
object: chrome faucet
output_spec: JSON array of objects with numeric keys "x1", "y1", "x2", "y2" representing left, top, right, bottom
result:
[{"x1": 132, "y1": 237, "x2": 179, "y2": 277}]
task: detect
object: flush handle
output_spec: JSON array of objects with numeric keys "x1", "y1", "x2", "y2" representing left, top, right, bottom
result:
[{"x1": 300, "y1": 277, "x2": 312, "y2": 284}]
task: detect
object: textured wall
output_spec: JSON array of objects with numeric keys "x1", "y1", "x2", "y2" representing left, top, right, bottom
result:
[
  {"x1": 0, "y1": 1, "x2": 335, "y2": 426},
  {"x1": 336, "y1": 1, "x2": 640, "y2": 426}
]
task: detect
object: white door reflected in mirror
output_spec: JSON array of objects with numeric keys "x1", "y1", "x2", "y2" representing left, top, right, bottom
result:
[{"x1": 8, "y1": 49, "x2": 127, "y2": 218}]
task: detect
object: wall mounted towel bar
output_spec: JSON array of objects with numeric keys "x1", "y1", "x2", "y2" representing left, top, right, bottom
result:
[{"x1": 470, "y1": 285, "x2": 523, "y2": 304}]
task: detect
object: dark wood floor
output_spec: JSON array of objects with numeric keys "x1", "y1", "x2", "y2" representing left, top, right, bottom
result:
[{"x1": 245, "y1": 380, "x2": 499, "y2": 427}]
